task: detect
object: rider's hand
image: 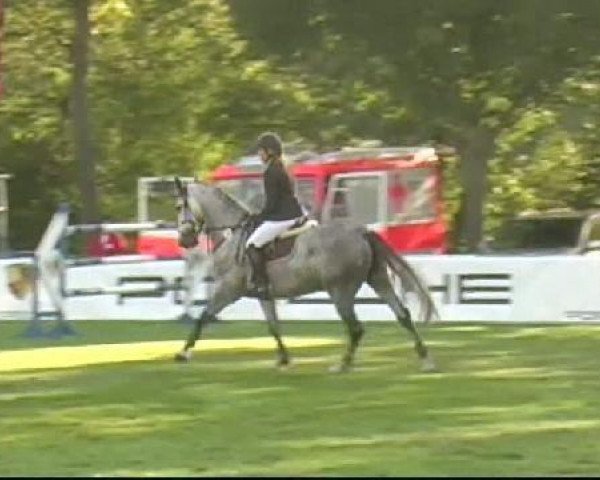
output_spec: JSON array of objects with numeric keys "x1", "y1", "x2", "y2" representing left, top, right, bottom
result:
[{"x1": 247, "y1": 213, "x2": 262, "y2": 224}]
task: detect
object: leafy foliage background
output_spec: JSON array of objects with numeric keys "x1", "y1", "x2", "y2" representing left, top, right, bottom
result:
[{"x1": 1, "y1": 0, "x2": 599, "y2": 249}]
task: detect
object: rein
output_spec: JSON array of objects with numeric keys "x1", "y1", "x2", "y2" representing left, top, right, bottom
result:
[
  {"x1": 197, "y1": 214, "x2": 257, "y2": 261},
  {"x1": 181, "y1": 185, "x2": 256, "y2": 260},
  {"x1": 201, "y1": 214, "x2": 250, "y2": 234}
]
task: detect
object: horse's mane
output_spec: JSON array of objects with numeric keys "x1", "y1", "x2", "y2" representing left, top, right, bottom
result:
[
  {"x1": 187, "y1": 181, "x2": 250, "y2": 214},
  {"x1": 199, "y1": 183, "x2": 254, "y2": 263},
  {"x1": 207, "y1": 183, "x2": 251, "y2": 215}
]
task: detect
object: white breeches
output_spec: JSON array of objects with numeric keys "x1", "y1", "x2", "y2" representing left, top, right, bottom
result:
[{"x1": 246, "y1": 219, "x2": 298, "y2": 248}]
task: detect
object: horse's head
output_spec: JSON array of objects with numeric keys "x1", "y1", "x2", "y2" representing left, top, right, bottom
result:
[
  {"x1": 174, "y1": 176, "x2": 250, "y2": 249},
  {"x1": 174, "y1": 177, "x2": 202, "y2": 249}
]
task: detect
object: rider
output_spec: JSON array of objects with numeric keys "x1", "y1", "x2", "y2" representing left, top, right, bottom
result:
[{"x1": 246, "y1": 132, "x2": 305, "y2": 299}]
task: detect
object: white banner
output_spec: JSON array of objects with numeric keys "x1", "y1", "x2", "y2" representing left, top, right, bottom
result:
[{"x1": 1, "y1": 255, "x2": 600, "y2": 322}]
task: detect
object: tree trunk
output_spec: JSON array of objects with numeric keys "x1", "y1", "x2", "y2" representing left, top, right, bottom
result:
[
  {"x1": 0, "y1": 0, "x2": 4, "y2": 100},
  {"x1": 456, "y1": 125, "x2": 495, "y2": 252},
  {"x1": 72, "y1": 0, "x2": 99, "y2": 224}
]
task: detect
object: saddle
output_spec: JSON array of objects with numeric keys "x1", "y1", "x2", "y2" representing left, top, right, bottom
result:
[{"x1": 263, "y1": 216, "x2": 319, "y2": 261}]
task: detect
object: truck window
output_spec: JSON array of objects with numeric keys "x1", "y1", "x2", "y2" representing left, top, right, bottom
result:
[
  {"x1": 145, "y1": 180, "x2": 181, "y2": 222},
  {"x1": 294, "y1": 178, "x2": 317, "y2": 216},
  {"x1": 328, "y1": 176, "x2": 381, "y2": 226},
  {"x1": 387, "y1": 168, "x2": 436, "y2": 224}
]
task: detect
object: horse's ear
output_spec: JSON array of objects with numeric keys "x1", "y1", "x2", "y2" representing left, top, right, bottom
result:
[{"x1": 174, "y1": 177, "x2": 186, "y2": 196}]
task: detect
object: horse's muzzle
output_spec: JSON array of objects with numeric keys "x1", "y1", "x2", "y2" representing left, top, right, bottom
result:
[
  {"x1": 178, "y1": 236, "x2": 199, "y2": 249},
  {"x1": 178, "y1": 222, "x2": 199, "y2": 249}
]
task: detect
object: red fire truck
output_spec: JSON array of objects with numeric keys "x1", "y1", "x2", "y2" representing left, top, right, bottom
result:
[
  {"x1": 210, "y1": 146, "x2": 448, "y2": 254},
  {"x1": 136, "y1": 146, "x2": 450, "y2": 257}
]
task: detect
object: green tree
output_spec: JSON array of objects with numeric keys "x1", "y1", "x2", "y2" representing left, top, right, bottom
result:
[
  {"x1": 0, "y1": 0, "x2": 324, "y2": 247},
  {"x1": 3, "y1": 0, "x2": 600, "y2": 251},
  {"x1": 0, "y1": 0, "x2": 75, "y2": 248},
  {"x1": 228, "y1": 0, "x2": 600, "y2": 250}
]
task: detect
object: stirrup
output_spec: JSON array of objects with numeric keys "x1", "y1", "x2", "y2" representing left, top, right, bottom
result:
[
  {"x1": 247, "y1": 271, "x2": 271, "y2": 299},
  {"x1": 248, "y1": 283, "x2": 271, "y2": 300}
]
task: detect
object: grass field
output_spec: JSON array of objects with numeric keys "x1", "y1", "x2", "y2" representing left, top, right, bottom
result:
[{"x1": 1, "y1": 319, "x2": 600, "y2": 476}]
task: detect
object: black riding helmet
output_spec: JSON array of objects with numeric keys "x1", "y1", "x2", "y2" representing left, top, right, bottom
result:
[{"x1": 255, "y1": 132, "x2": 283, "y2": 158}]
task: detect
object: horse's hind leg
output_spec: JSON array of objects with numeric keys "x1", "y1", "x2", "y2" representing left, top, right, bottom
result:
[
  {"x1": 259, "y1": 298, "x2": 290, "y2": 368},
  {"x1": 329, "y1": 285, "x2": 364, "y2": 373},
  {"x1": 368, "y1": 269, "x2": 436, "y2": 372}
]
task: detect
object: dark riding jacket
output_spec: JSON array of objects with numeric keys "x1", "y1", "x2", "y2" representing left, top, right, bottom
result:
[{"x1": 258, "y1": 158, "x2": 304, "y2": 222}]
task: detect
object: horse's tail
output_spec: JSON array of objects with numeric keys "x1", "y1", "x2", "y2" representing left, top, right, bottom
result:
[{"x1": 365, "y1": 231, "x2": 438, "y2": 325}]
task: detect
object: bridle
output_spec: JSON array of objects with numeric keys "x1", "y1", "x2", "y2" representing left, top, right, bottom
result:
[
  {"x1": 178, "y1": 192, "x2": 204, "y2": 240},
  {"x1": 178, "y1": 188, "x2": 252, "y2": 252}
]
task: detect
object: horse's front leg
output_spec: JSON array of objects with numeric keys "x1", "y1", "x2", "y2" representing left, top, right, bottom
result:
[
  {"x1": 175, "y1": 279, "x2": 239, "y2": 363},
  {"x1": 259, "y1": 298, "x2": 290, "y2": 368},
  {"x1": 174, "y1": 309, "x2": 215, "y2": 362}
]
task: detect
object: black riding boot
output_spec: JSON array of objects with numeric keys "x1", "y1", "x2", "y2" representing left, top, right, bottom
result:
[{"x1": 247, "y1": 245, "x2": 271, "y2": 300}]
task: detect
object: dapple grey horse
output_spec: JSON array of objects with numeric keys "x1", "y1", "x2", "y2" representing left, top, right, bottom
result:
[{"x1": 173, "y1": 177, "x2": 438, "y2": 373}]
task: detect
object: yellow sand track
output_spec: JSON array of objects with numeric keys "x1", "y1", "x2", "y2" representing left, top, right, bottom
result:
[{"x1": 0, "y1": 337, "x2": 340, "y2": 373}]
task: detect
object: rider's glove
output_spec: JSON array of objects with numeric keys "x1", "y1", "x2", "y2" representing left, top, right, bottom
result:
[{"x1": 247, "y1": 213, "x2": 262, "y2": 225}]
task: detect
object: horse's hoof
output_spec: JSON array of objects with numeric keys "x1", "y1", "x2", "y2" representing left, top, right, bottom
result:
[
  {"x1": 276, "y1": 358, "x2": 291, "y2": 370},
  {"x1": 329, "y1": 364, "x2": 351, "y2": 374},
  {"x1": 277, "y1": 362, "x2": 291, "y2": 371},
  {"x1": 174, "y1": 351, "x2": 192, "y2": 363},
  {"x1": 420, "y1": 357, "x2": 438, "y2": 373}
]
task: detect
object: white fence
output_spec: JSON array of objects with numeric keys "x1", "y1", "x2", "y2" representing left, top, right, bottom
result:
[
  {"x1": 0, "y1": 204, "x2": 210, "y2": 335},
  {"x1": 2, "y1": 253, "x2": 600, "y2": 323}
]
